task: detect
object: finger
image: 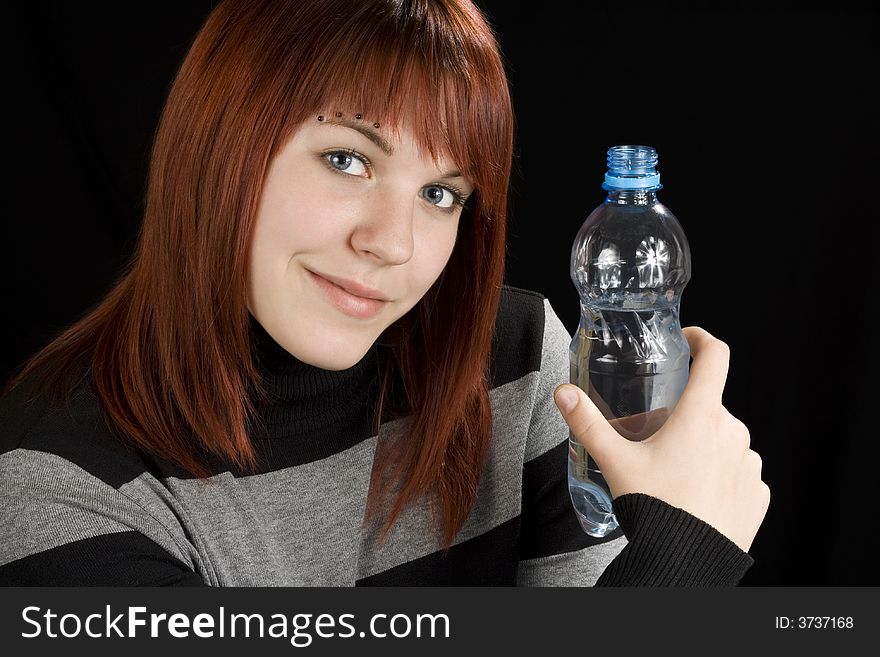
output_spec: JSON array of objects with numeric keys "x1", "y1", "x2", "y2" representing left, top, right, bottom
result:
[
  {"x1": 554, "y1": 384, "x2": 626, "y2": 468},
  {"x1": 678, "y1": 326, "x2": 730, "y2": 410}
]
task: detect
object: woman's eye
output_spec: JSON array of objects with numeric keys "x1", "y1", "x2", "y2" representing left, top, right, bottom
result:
[
  {"x1": 322, "y1": 152, "x2": 467, "y2": 210},
  {"x1": 324, "y1": 150, "x2": 368, "y2": 177},
  {"x1": 421, "y1": 185, "x2": 456, "y2": 209}
]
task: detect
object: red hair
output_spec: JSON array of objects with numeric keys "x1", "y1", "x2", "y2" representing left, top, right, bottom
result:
[{"x1": 3, "y1": 0, "x2": 514, "y2": 549}]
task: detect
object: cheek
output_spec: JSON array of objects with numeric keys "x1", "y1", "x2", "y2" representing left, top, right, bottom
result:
[
  {"x1": 254, "y1": 176, "x2": 352, "y2": 254},
  {"x1": 412, "y1": 223, "x2": 459, "y2": 292}
]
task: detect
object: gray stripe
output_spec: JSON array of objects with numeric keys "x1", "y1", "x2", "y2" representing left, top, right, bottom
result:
[
  {"x1": 524, "y1": 299, "x2": 573, "y2": 464},
  {"x1": 0, "y1": 449, "x2": 197, "y2": 569},
  {"x1": 516, "y1": 536, "x2": 628, "y2": 586},
  {"x1": 120, "y1": 435, "x2": 380, "y2": 586},
  {"x1": 357, "y1": 374, "x2": 539, "y2": 578}
]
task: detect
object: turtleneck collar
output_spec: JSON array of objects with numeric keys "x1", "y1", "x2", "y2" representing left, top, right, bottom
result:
[{"x1": 247, "y1": 312, "x2": 382, "y2": 437}]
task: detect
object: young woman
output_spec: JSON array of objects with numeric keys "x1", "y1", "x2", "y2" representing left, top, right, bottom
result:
[{"x1": 0, "y1": 0, "x2": 768, "y2": 586}]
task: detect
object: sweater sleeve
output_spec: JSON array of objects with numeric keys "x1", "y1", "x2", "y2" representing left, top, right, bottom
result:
[
  {"x1": 517, "y1": 297, "x2": 754, "y2": 587},
  {"x1": 594, "y1": 493, "x2": 754, "y2": 586},
  {"x1": 0, "y1": 447, "x2": 207, "y2": 586}
]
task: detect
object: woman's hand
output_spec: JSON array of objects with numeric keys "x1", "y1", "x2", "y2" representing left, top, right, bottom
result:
[{"x1": 554, "y1": 326, "x2": 770, "y2": 553}]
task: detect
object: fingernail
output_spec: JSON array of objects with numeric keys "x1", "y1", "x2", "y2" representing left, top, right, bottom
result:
[{"x1": 554, "y1": 385, "x2": 578, "y2": 413}]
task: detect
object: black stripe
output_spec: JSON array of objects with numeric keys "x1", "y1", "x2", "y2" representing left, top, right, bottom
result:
[
  {"x1": 356, "y1": 516, "x2": 521, "y2": 586},
  {"x1": 0, "y1": 377, "x2": 156, "y2": 488},
  {"x1": 489, "y1": 286, "x2": 545, "y2": 389},
  {"x1": 0, "y1": 531, "x2": 206, "y2": 586},
  {"x1": 2, "y1": 371, "x2": 386, "y2": 485},
  {"x1": 520, "y1": 439, "x2": 624, "y2": 560}
]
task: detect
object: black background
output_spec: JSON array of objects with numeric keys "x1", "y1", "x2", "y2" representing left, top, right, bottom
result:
[{"x1": 3, "y1": 3, "x2": 878, "y2": 585}]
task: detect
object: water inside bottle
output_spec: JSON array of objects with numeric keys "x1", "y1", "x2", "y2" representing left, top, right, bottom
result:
[{"x1": 568, "y1": 308, "x2": 689, "y2": 537}]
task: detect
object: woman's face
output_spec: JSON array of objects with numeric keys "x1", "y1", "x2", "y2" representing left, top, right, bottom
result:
[{"x1": 247, "y1": 113, "x2": 474, "y2": 370}]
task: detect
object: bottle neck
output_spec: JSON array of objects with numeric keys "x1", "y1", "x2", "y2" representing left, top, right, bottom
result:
[{"x1": 604, "y1": 189, "x2": 660, "y2": 206}]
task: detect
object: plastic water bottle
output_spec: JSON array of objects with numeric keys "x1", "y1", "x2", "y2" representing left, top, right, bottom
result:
[{"x1": 567, "y1": 145, "x2": 692, "y2": 537}]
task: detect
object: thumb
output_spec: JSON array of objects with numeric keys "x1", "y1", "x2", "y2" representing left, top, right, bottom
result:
[{"x1": 554, "y1": 384, "x2": 625, "y2": 468}]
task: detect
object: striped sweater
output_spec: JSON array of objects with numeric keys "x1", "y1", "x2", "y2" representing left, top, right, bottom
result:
[{"x1": 0, "y1": 286, "x2": 753, "y2": 586}]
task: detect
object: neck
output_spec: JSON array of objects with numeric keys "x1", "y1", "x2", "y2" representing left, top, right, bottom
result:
[{"x1": 248, "y1": 312, "x2": 381, "y2": 438}]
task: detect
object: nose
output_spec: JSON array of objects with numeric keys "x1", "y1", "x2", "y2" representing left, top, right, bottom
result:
[{"x1": 350, "y1": 188, "x2": 415, "y2": 265}]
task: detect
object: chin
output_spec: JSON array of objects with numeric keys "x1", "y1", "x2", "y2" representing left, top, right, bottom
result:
[
  {"x1": 307, "y1": 353, "x2": 370, "y2": 372},
  {"x1": 293, "y1": 339, "x2": 377, "y2": 371}
]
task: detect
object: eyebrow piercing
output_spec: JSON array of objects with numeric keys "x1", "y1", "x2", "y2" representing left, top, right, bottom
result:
[{"x1": 318, "y1": 112, "x2": 379, "y2": 129}]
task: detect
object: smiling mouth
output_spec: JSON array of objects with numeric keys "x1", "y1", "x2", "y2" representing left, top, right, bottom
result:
[
  {"x1": 307, "y1": 270, "x2": 389, "y2": 319},
  {"x1": 307, "y1": 269, "x2": 391, "y2": 301}
]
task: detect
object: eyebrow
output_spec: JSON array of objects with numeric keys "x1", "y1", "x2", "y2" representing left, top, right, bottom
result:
[{"x1": 322, "y1": 118, "x2": 466, "y2": 181}]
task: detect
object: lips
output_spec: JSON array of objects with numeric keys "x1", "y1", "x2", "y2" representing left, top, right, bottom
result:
[
  {"x1": 307, "y1": 269, "x2": 389, "y2": 319},
  {"x1": 308, "y1": 270, "x2": 391, "y2": 301}
]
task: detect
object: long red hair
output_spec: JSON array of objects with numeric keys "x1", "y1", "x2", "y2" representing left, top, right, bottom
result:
[{"x1": 2, "y1": 0, "x2": 514, "y2": 549}]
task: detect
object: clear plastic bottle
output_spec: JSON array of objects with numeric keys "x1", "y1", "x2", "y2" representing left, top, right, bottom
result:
[{"x1": 567, "y1": 145, "x2": 692, "y2": 537}]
